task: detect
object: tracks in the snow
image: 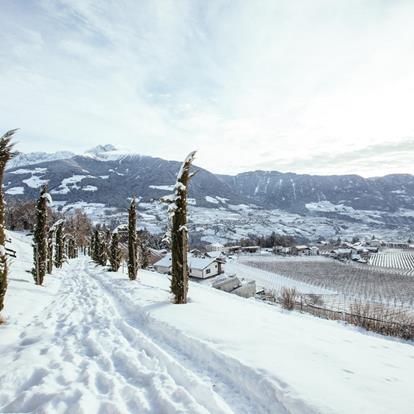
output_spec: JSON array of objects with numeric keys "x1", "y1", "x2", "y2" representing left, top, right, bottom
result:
[{"x1": 0, "y1": 258, "x2": 296, "y2": 413}]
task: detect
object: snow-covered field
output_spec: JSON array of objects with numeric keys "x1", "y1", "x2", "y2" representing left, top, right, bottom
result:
[
  {"x1": 226, "y1": 259, "x2": 335, "y2": 294},
  {"x1": 1, "y1": 232, "x2": 414, "y2": 413},
  {"x1": 369, "y1": 250, "x2": 414, "y2": 276}
]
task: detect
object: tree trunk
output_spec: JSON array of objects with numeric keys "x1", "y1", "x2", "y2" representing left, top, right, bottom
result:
[
  {"x1": 169, "y1": 151, "x2": 196, "y2": 304},
  {"x1": 109, "y1": 232, "x2": 121, "y2": 272},
  {"x1": 47, "y1": 229, "x2": 54, "y2": 274},
  {"x1": 128, "y1": 199, "x2": 138, "y2": 280},
  {"x1": 54, "y1": 222, "x2": 64, "y2": 268},
  {"x1": 32, "y1": 186, "x2": 49, "y2": 285}
]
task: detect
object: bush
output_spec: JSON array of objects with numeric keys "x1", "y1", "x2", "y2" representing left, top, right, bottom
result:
[{"x1": 279, "y1": 287, "x2": 298, "y2": 310}]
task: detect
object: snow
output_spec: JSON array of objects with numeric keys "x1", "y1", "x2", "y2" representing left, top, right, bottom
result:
[
  {"x1": 6, "y1": 152, "x2": 74, "y2": 171},
  {"x1": 51, "y1": 175, "x2": 93, "y2": 194},
  {"x1": 82, "y1": 185, "x2": 98, "y2": 192},
  {"x1": 11, "y1": 168, "x2": 48, "y2": 175},
  {"x1": 84, "y1": 144, "x2": 141, "y2": 162},
  {"x1": 41, "y1": 192, "x2": 53, "y2": 205},
  {"x1": 205, "y1": 196, "x2": 219, "y2": 204},
  {"x1": 149, "y1": 185, "x2": 175, "y2": 191},
  {"x1": 5, "y1": 186, "x2": 24, "y2": 195},
  {"x1": 22, "y1": 175, "x2": 49, "y2": 189},
  {"x1": 227, "y1": 259, "x2": 334, "y2": 294},
  {"x1": 215, "y1": 197, "x2": 228, "y2": 203},
  {"x1": 1, "y1": 231, "x2": 414, "y2": 413}
]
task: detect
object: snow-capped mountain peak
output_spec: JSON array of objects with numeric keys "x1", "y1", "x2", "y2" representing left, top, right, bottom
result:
[
  {"x1": 85, "y1": 144, "x2": 118, "y2": 155},
  {"x1": 84, "y1": 144, "x2": 136, "y2": 161}
]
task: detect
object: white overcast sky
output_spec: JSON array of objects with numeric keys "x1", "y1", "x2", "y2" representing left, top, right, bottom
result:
[{"x1": 1, "y1": 0, "x2": 414, "y2": 176}]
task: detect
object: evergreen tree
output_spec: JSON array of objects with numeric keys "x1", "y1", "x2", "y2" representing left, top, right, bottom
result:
[
  {"x1": 128, "y1": 198, "x2": 138, "y2": 280},
  {"x1": 54, "y1": 221, "x2": 64, "y2": 268},
  {"x1": 163, "y1": 151, "x2": 196, "y2": 304},
  {"x1": 47, "y1": 228, "x2": 54, "y2": 274},
  {"x1": 138, "y1": 232, "x2": 150, "y2": 269},
  {"x1": 0, "y1": 129, "x2": 17, "y2": 313},
  {"x1": 96, "y1": 231, "x2": 107, "y2": 266},
  {"x1": 92, "y1": 229, "x2": 100, "y2": 263},
  {"x1": 32, "y1": 186, "x2": 50, "y2": 285},
  {"x1": 109, "y1": 231, "x2": 121, "y2": 272},
  {"x1": 66, "y1": 237, "x2": 76, "y2": 259}
]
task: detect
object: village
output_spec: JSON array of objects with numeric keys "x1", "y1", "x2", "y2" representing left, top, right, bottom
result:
[{"x1": 149, "y1": 236, "x2": 414, "y2": 300}]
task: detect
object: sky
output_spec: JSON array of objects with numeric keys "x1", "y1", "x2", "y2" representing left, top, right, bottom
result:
[{"x1": 1, "y1": 0, "x2": 414, "y2": 177}]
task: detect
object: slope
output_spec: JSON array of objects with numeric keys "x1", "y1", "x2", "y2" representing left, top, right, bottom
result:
[{"x1": 1, "y1": 231, "x2": 414, "y2": 413}]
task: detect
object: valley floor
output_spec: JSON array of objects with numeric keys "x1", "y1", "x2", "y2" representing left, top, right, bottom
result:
[{"x1": 1, "y1": 233, "x2": 414, "y2": 414}]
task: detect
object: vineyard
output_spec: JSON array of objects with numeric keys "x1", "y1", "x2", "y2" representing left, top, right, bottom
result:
[
  {"x1": 243, "y1": 258, "x2": 414, "y2": 309},
  {"x1": 369, "y1": 249, "x2": 414, "y2": 276}
]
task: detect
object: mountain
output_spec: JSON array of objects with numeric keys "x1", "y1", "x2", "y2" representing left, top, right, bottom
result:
[
  {"x1": 217, "y1": 171, "x2": 414, "y2": 212},
  {"x1": 6, "y1": 151, "x2": 75, "y2": 170},
  {"x1": 4, "y1": 147, "x2": 244, "y2": 208},
  {"x1": 4, "y1": 145, "x2": 414, "y2": 241}
]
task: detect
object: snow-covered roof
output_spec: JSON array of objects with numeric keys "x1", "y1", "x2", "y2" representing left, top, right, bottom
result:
[
  {"x1": 333, "y1": 248, "x2": 353, "y2": 254},
  {"x1": 205, "y1": 251, "x2": 223, "y2": 259},
  {"x1": 154, "y1": 253, "x2": 218, "y2": 271}
]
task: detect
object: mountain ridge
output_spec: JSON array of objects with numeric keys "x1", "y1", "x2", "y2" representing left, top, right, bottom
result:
[{"x1": 4, "y1": 146, "x2": 414, "y2": 216}]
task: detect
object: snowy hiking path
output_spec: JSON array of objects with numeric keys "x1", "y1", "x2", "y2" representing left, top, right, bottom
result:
[
  {"x1": 3, "y1": 243, "x2": 414, "y2": 414},
  {"x1": 0, "y1": 257, "x2": 293, "y2": 414}
]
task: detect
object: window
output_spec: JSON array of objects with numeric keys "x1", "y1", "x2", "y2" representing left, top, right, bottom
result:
[{"x1": 206, "y1": 269, "x2": 211, "y2": 274}]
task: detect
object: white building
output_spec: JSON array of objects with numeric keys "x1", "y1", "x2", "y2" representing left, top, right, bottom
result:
[
  {"x1": 154, "y1": 253, "x2": 224, "y2": 279},
  {"x1": 206, "y1": 242, "x2": 224, "y2": 252}
]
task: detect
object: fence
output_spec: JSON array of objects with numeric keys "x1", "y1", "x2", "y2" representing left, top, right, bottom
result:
[{"x1": 258, "y1": 290, "x2": 414, "y2": 340}]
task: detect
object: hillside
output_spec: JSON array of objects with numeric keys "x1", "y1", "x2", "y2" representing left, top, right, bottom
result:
[
  {"x1": 1, "y1": 231, "x2": 413, "y2": 413},
  {"x1": 4, "y1": 146, "x2": 414, "y2": 242}
]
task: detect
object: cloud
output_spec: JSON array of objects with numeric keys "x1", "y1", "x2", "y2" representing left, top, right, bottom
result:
[
  {"x1": 245, "y1": 138, "x2": 414, "y2": 176},
  {"x1": 0, "y1": 0, "x2": 413, "y2": 176}
]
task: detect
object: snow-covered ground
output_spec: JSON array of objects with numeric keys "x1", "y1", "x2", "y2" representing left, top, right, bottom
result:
[
  {"x1": 226, "y1": 258, "x2": 335, "y2": 294},
  {"x1": 1, "y1": 232, "x2": 414, "y2": 413}
]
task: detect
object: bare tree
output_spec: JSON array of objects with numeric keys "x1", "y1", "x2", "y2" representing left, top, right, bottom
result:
[{"x1": 65, "y1": 210, "x2": 92, "y2": 249}]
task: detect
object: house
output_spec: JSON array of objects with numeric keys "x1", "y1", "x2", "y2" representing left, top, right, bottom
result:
[
  {"x1": 206, "y1": 242, "x2": 224, "y2": 252},
  {"x1": 309, "y1": 246, "x2": 320, "y2": 256},
  {"x1": 368, "y1": 239, "x2": 383, "y2": 248},
  {"x1": 292, "y1": 245, "x2": 310, "y2": 256},
  {"x1": 331, "y1": 248, "x2": 353, "y2": 260},
  {"x1": 386, "y1": 242, "x2": 409, "y2": 249},
  {"x1": 205, "y1": 250, "x2": 226, "y2": 262},
  {"x1": 212, "y1": 274, "x2": 256, "y2": 298},
  {"x1": 153, "y1": 253, "x2": 224, "y2": 279},
  {"x1": 224, "y1": 245, "x2": 241, "y2": 254},
  {"x1": 273, "y1": 246, "x2": 292, "y2": 255},
  {"x1": 240, "y1": 245, "x2": 261, "y2": 254}
]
